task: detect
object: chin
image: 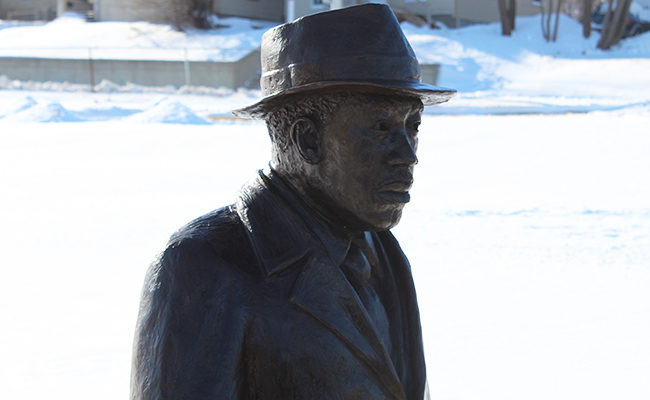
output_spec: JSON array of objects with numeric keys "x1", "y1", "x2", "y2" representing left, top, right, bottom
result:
[{"x1": 363, "y1": 207, "x2": 404, "y2": 231}]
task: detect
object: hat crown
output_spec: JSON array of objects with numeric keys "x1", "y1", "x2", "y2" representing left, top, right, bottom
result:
[
  {"x1": 260, "y1": 4, "x2": 421, "y2": 97},
  {"x1": 232, "y1": 3, "x2": 456, "y2": 118}
]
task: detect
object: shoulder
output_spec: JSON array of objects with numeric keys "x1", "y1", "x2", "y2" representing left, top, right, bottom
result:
[
  {"x1": 149, "y1": 206, "x2": 259, "y2": 297},
  {"x1": 133, "y1": 207, "x2": 254, "y2": 399},
  {"x1": 168, "y1": 205, "x2": 242, "y2": 253}
]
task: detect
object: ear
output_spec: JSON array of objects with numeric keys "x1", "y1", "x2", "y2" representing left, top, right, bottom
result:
[{"x1": 290, "y1": 117, "x2": 321, "y2": 164}]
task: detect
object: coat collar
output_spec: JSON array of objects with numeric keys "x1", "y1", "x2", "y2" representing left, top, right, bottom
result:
[
  {"x1": 236, "y1": 168, "x2": 350, "y2": 277},
  {"x1": 235, "y1": 169, "x2": 406, "y2": 400}
]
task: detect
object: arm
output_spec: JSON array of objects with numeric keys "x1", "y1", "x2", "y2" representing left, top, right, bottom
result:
[{"x1": 130, "y1": 237, "x2": 248, "y2": 400}]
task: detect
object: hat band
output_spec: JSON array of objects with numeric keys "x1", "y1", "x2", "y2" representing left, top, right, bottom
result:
[{"x1": 261, "y1": 54, "x2": 421, "y2": 97}]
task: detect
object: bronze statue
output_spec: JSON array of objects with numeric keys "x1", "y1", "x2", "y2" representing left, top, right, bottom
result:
[{"x1": 131, "y1": 4, "x2": 455, "y2": 399}]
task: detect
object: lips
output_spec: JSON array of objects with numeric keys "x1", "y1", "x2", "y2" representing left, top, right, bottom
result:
[
  {"x1": 380, "y1": 181, "x2": 413, "y2": 192},
  {"x1": 377, "y1": 180, "x2": 413, "y2": 203}
]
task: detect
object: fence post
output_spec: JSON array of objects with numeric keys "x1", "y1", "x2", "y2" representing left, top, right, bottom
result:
[
  {"x1": 183, "y1": 48, "x2": 191, "y2": 87},
  {"x1": 88, "y1": 47, "x2": 95, "y2": 92}
]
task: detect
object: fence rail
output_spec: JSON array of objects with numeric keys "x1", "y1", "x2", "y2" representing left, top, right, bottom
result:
[{"x1": 0, "y1": 47, "x2": 262, "y2": 90}]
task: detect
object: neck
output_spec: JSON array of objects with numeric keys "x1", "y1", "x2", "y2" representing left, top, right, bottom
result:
[{"x1": 272, "y1": 167, "x2": 367, "y2": 236}]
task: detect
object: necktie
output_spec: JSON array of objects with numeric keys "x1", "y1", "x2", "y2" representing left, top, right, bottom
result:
[
  {"x1": 340, "y1": 237, "x2": 392, "y2": 355},
  {"x1": 340, "y1": 240, "x2": 372, "y2": 289}
]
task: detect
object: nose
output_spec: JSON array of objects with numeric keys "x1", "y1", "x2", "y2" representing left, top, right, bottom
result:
[{"x1": 388, "y1": 130, "x2": 418, "y2": 167}]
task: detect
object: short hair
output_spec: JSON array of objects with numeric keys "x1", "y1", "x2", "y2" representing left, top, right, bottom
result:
[
  {"x1": 263, "y1": 90, "x2": 423, "y2": 149},
  {"x1": 263, "y1": 92, "x2": 349, "y2": 150}
]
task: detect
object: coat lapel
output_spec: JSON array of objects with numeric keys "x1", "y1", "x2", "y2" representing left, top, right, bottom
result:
[
  {"x1": 236, "y1": 170, "x2": 406, "y2": 400},
  {"x1": 290, "y1": 254, "x2": 406, "y2": 400}
]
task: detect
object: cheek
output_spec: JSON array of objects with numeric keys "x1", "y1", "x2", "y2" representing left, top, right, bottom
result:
[
  {"x1": 323, "y1": 134, "x2": 385, "y2": 194},
  {"x1": 354, "y1": 139, "x2": 387, "y2": 169}
]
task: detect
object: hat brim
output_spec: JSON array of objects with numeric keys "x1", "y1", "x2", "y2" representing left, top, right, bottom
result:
[{"x1": 232, "y1": 80, "x2": 456, "y2": 119}]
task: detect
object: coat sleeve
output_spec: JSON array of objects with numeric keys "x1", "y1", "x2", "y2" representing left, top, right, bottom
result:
[{"x1": 130, "y1": 237, "x2": 249, "y2": 400}]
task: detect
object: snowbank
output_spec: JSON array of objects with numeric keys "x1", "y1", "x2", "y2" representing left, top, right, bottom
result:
[
  {"x1": 0, "y1": 13, "x2": 275, "y2": 61},
  {"x1": 127, "y1": 98, "x2": 210, "y2": 125}
]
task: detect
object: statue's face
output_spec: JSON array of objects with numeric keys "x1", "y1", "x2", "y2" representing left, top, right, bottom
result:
[{"x1": 313, "y1": 95, "x2": 422, "y2": 231}]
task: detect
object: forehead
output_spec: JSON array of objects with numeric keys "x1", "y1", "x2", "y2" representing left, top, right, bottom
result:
[{"x1": 342, "y1": 92, "x2": 423, "y2": 116}]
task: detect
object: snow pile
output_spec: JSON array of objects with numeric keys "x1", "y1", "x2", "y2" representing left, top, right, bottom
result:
[
  {"x1": 0, "y1": 95, "x2": 37, "y2": 118},
  {"x1": 0, "y1": 79, "x2": 264, "y2": 122},
  {"x1": 0, "y1": 75, "x2": 253, "y2": 98},
  {"x1": 0, "y1": 74, "x2": 92, "y2": 92},
  {"x1": 127, "y1": 98, "x2": 211, "y2": 124},
  {"x1": 93, "y1": 80, "x2": 122, "y2": 93},
  {"x1": 3, "y1": 100, "x2": 80, "y2": 122}
]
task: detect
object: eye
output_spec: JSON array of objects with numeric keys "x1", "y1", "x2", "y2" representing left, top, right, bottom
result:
[
  {"x1": 408, "y1": 120, "x2": 421, "y2": 136},
  {"x1": 372, "y1": 120, "x2": 390, "y2": 131}
]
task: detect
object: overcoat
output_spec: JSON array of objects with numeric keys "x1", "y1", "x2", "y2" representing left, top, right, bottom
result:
[{"x1": 131, "y1": 170, "x2": 428, "y2": 400}]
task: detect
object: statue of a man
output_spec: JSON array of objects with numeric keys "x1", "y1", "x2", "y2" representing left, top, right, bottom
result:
[{"x1": 131, "y1": 4, "x2": 454, "y2": 400}]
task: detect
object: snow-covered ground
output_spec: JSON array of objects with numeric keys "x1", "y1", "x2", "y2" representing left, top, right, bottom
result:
[
  {"x1": 1, "y1": 9, "x2": 649, "y2": 400},
  {"x1": 1, "y1": 111, "x2": 648, "y2": 400}
]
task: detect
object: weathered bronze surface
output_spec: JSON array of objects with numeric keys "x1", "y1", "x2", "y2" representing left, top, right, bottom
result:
[
  {"x1": 131, "y1": 4, "x2": 455, "y2": 400},
  {"x1": 232, "y1": 3, "x2": 455, "y2": 118}
]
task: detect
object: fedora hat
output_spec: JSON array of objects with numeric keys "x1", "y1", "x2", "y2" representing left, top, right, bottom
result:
[{"x1": 232, "y1": 3, "x2": 456, "y2": 118}]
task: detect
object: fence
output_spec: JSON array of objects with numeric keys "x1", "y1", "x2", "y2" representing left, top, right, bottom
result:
[{"x1": 0, "y1": 47, "x2": 262, "y2": 90}]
